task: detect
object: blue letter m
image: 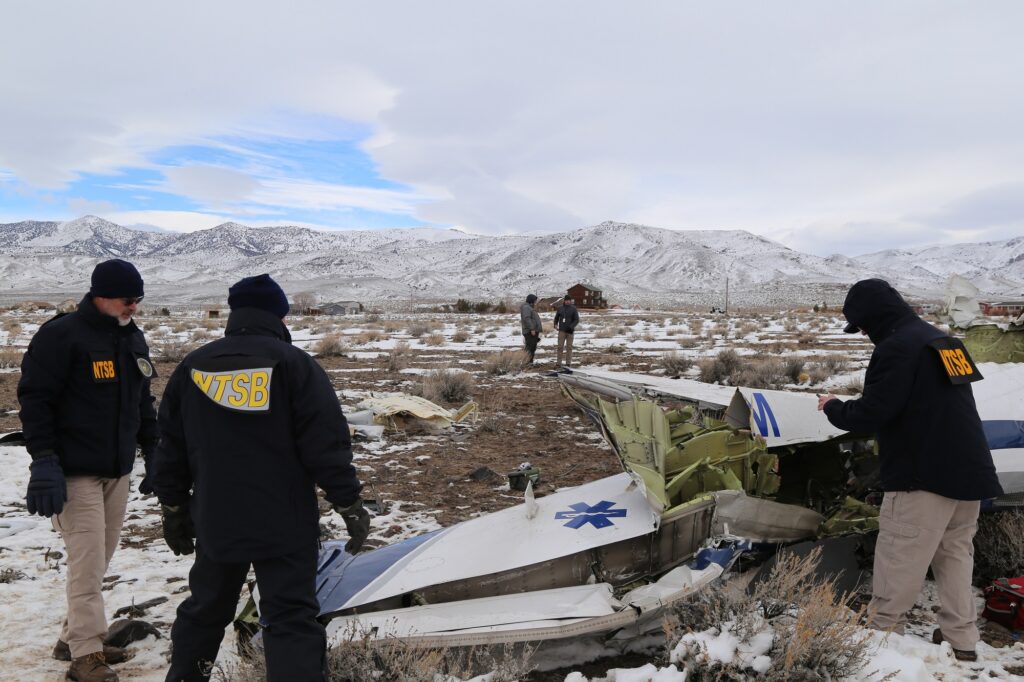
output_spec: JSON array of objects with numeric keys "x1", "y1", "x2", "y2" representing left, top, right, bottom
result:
[{"x1": 751, "y1": 392, "x2": 780, "y2": 437}]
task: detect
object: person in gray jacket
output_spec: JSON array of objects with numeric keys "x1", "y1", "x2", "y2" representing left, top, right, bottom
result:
[
  {"x1": 553, "y1": 295, "x2": 580, "y2": 368},
  {"x1": 520, "y1": 294, "x2": 542, "y2": 363}
]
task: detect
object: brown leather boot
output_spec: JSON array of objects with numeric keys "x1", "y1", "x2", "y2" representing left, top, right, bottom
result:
[
  {"x1": 932, "y1": 628, "x2": 978, "y2": 662},
  {"x1": 53, "y1": 640, "x2": 129, "y2": 663},
  {"x1": 66, "y1": 652, "x2": 119, "y2": 681}
]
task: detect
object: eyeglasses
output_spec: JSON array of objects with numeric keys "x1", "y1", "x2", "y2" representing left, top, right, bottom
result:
[{"x1": 120, "y1": 296, "x2": 144, "y2": 306}]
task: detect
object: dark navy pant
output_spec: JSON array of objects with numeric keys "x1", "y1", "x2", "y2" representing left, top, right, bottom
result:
[{"x1": 166, "y1": 542, "x2": 325, "y2": 682}]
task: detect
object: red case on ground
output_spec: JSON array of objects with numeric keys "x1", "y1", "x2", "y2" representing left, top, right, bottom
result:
[{"x1": 983, "y1": 577, "x2": 1024, "y2": 630}]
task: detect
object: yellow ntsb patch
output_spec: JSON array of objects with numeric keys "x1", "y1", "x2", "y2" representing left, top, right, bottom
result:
[
  {"x1": 927, "y1": 337, "x2": 983, "y2": 385},
  {"x1": 191, "y1": 367, "x2": 272, "y2": 411}
]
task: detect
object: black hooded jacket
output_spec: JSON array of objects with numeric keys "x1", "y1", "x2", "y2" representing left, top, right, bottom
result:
[
  {"x1": 823, "y1": 279, "x2": 1001, "y2": 500},
  {"x1": 17, "y1": 295, "x2": 157, "y2": 477},
  {"x1": 153, "y1": 307, "x2": 362, "y2": 562}
]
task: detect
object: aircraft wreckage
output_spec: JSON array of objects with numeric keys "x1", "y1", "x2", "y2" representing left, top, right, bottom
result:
[{"x1": 236, "y1": 312, "x2": 1024, "y2": 655}]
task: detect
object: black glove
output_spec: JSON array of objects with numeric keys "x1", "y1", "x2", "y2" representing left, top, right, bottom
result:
[
  {"x1": 333, "y1": 499, "x2": 371, "y2": 553},
  {"x1": 138, "y1": 446, "x2": 156, "y2": 496},
  {"x1": 161, "y1": 504, "x2": 195, "y2": 556},
  {"x1": 26, "y1": 453, "x2": 67, "y2": 517}
]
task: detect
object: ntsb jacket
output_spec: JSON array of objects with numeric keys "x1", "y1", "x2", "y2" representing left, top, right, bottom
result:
[
  {"x1": 823, "y1": 283, "x2": 1001, "y2": 501},
  {"x1": 153, "y1": 307, "x2": 362, "y2": 562},
  {"x1": 17, "y1": 295, "x2": 157, "y2": 477}
]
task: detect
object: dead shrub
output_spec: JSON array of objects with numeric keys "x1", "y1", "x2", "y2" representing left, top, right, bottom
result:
[
  {"x1": 314, "y1": 333, "x2": 351, "y2": 357},
  {"x1": 386, "y1": 341, "x2": 411, "y2": 372},
  {"x1": 418, "y1": 367, "x2": 474, "y2": 404},
  {"x1": 452, "y1": 329, "x2": 471, "y2": 343},
  {"x1": 408, "y1": 320, "x2": 440, "y2": 338},
  {"x1": 671, "y1": 547, "x2": 872, "y2": 681},
  {"x1": 2, "y1": 320, "x2": 22, "y2": 336},
  {"x1": 676, "y1": 336, "x2": 700, "y2": 349},
  {"x1": 593, "y1": 326, "x2": 617, "y2": 339},
  {"x1": 216, "y1": 631, "x2": 534, "y2": 681},
  {"x1": 698, "y1": 349, "x2": 743, "y2": 384},
  {"x1": 973, "y1": 508, "x2": 1024, "y2": 583},
  {"x1": 356, "y1": 329, "x2": 383, "y2": 344},
  {"x1": 483, "y1": 350, "x2": 529, "y2": 375},
  {"x1": 606, "y1": 343, "x2": 627, "y2": 354},
  {"x1": 783, "y1": 358, "x2": 805, "y2": 383},
  {"x1": 423, "y1": 332, "x2": 445, "y2": 346},
  {"x1": 159, "y1": 341, "x2": 198, "y2": 363},
  {"x1": 660, "y1": 351, "x2": 693, "y2": 375},
  {"x1": 823, "y1": 355, "x2": 850, "y2": 374},
  {"x1": 844, "y1": 377, "x2": 864, "y2": 395},
  {"x1": 0, "y1": 347, "x2": 23, "y2": 369}
]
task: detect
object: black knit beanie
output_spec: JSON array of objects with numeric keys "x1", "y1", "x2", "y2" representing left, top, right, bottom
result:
[
  {"x1": 228, "y1": 274, "x2": 290, "y2": 318},
  {"x1": 90, "y1": 259, "x2": 144, "y2": 298}
]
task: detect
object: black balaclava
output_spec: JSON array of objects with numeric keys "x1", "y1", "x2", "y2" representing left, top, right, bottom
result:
[{"x1": 841, "y1": 278, "x2": 915, "y2": 344}]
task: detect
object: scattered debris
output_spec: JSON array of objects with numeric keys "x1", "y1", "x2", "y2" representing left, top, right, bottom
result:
[{"x1": 113, "y1": 596, "x2": 169, "y2": 619}]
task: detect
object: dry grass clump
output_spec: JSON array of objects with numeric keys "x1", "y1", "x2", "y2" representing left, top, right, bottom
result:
[
  {"x1": 418, "y1": 367, "x2": 474, "y2": 404},
  {"x1": 0, "y1": 347, "x2": 23, "y2": 369},
  {"x1": 407, "y1": 320, "x2": 440, "y2": 338},
  {"x1": 973, "y1": 508, "x2": 1024, "y2": 584},
  {"x1": 159, "y1": 341, "x2": 199, "y2": 363},
  {"x1": 451, "y1": 329, "x2": 471, "y2": 343},
  {"x1": 844, "y1": 377, "x2": 864, "y2": 395},
  {"x1": 423, "y1": 331, "x2": 446, "y2": 346},
  {"x1": 606, "y1": 343, "x2": 627, "y2": 354},
  {"x1": 592, "y1": 325, "x2": 617, "y2": 339},
  {"x1": 483, "y1": 349, "x2": 529, "y2": 375},
  {"x1": 314, "y1": 333, "x2": 351, "y2": 357},
  {"x1": 2, "y1": 319, "x2": 22, "y2": 336},
  {"x1": 670, "y1": 548, "x2": 872, "y2": 681},
  {"x1": 217, "y1": 632, "x2": 534, "y2": 682},
  {"x1": 676, "y1": 336, "x2": 700, "y2": 349},
  {"x1": 386, "y1": 341, "x2": 411, "y2": 372},
  {"x1": 698, "y1": 349, "x2": 743, "y2": 384},
  {"x1": 356, "y1": 329, "x2": 383, "y2": 344},
  {"x1": 660, "y1": 351, "x2": 693, "y2": 376}
]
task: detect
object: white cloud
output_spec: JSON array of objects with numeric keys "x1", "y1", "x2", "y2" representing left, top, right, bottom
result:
[
  {"x1": 162, "y1": 166, "x2": 260, "y2": 208},
  {"x1": 1, "y1": 1, "x2": 1023, "y2": 251}
]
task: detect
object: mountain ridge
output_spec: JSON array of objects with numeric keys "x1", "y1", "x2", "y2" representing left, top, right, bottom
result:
[{"x1": 1, "y1": 216, "x2": 1020, "y2": 306}]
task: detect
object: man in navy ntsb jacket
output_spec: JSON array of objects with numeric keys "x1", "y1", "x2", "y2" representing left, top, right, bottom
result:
[{"x1": 153, "y1": 274, "x2": 367, "y2": 681}]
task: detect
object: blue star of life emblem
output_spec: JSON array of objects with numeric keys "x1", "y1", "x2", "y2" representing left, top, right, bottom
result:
[{"x1": 554, "y1": 500, "x2": 628, "y2": 529}]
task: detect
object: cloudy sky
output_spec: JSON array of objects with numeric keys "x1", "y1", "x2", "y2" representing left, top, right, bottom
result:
[{"x1": 1, "y1": 2, "x2": 1022, "y2": 255}]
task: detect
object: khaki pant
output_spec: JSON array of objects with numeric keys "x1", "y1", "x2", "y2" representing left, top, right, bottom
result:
[
  {"x1": 868, "y1": 490, "x2": 980, "y2": 651},
  {"x1": 51, "y1": 475, "x2": 130, "y2": 659},
  {"x1": 556, "y1": 331, "x2": 574, "y2": 367}
]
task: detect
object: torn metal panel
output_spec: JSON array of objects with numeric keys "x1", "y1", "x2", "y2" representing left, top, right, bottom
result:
[
  {"x1": 356, "y1": 395, "x2": 476, "y2": 432},
  {"x1": 710, "y1": 490, "x2": 824, "y2": 543}
]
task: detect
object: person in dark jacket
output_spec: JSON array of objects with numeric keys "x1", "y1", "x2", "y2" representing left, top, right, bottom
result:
[
  {"x1": 520, "y1": 293, "x2": 542, "y2": 363},
  {"x1": 18, "y1": 258, "x2": 156, "y2": 682},
  {"x1": 153, "y1": 274, "x2": 367, "y2": 682},
  {"x1": 818, "y1": 278, "x2": 1001, "y2": 661},
  {"x1": 553, "y1": 295, "x2": 580, "y2": 368}
]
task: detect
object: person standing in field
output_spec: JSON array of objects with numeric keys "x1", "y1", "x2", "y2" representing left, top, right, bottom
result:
[
  {"x1": 520, "y1": 293, "x2": 542, "y2": 364},
  {"x1": 553, "y1": 295, "x2": 580, "y2": 368},
  {"x1": 818, "y1": 278, "x2": 1001, "y2": 662},
  {"x1": 18, "y1": 258, "x2": 156, "y2": 682}
]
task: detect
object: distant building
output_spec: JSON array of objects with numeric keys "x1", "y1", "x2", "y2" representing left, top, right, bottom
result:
[
  {"x1": 534, "y1": 296, "x2": 562, "y2": 312},
  {"x1": 567, "y1": 283, "x2": 608, "y2": 309},
  {"x1": 204, "y1": 308, "x2": 223, "y2": 319},
  {"x1": 320, "y1": 301, "x2": 364, "y2": 315},
  {"x1": 981, "y1": 300, "x2": 1024, "y2": 316}
]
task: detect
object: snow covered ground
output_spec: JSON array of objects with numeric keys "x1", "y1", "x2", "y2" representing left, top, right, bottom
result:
[{"x1": 3, "y1": 306, "x2": 1024, "y2": 680}]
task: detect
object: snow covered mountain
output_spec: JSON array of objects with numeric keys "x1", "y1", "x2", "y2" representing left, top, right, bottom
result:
[{"x1": 0, "y1": 217, "x2": 1020, "y2": 305}]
